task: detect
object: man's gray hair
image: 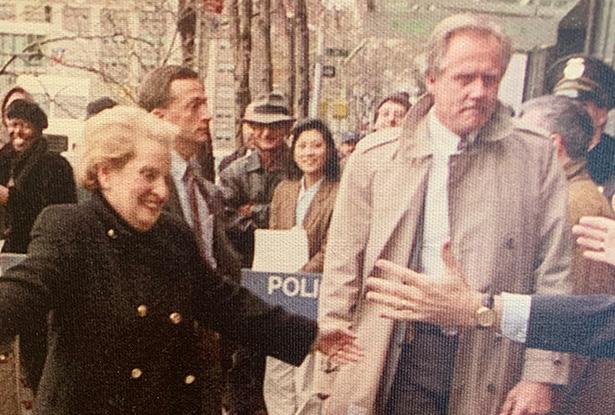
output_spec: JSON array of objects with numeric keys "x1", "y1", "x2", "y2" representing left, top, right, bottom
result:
[
  {"x1": 425, "y1": 13, "x2": 512, "y2": 78},
  {"x1": 518, "y1": 95, "x2": 594, "y2": 160}
]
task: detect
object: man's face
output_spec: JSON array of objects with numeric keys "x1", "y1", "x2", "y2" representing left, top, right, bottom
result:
[
  {"x1": 158, "y1": 78, "x2": 211, "y2": 148},
  {"x1": 7, "y1": 118, "x2": 38, "y2": 153},
  {"x1": 250, "y1": 122, "x2": 292, "y2": 153},
  {"x1": 374, "y1": 101, "x2": 408, "y2": 130},
  {"x1": 2, "y1": 92, "x2": 29, "y2": 128},
  {"x1": 339, "y1": 142, "x2": 356, "y2": 158},
  {"x1": 426, "y1": 31, "x2": 505, "y2": 137}
]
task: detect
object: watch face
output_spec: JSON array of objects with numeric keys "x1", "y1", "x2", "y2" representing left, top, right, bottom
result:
[{"x1": 477, "y1": 306, "x2": 496, "y2": 328}]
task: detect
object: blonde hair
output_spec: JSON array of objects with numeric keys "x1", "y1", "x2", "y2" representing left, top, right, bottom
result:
[
  {"x1": 425, "y1": 13, "x2": 512, "y2": 78},
  {"x1": 76, "y1": 105, "x2": 179, "y2": 190}
]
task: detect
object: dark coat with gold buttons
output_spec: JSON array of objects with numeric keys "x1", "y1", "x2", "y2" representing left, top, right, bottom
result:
[{"x1": 0, "y1": 192, "x2": 316, "y2": 415}]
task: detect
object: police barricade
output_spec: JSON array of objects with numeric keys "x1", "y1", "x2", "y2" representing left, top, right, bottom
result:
[{"x1": 240, "y1": 269, "x2": 320, "y2": 320}]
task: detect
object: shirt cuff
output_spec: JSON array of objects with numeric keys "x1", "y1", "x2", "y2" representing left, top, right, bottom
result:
[{"x1": 500, "y1": 292, "x2": 531, "y2": 343}]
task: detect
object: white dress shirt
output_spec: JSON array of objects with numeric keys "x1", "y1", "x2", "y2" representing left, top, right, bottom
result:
[
  {"x1": 295, "y1": 177, "x2": 323, "y2": 226},
  {"x1": 170, "y1": 151, "x2": 217, "y2": 269}
]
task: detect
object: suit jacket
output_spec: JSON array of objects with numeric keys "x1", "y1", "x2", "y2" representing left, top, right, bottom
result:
[
  {"x1": 164, "y1": 175, "x2": 241, "y2": 281},
  {"x1": 318, "y1": 95, "x2": 571, "y2": 414},
  {"x1": 527, "y1": 294, "x2": 615, "y2": 358},
  {"x1": 269, "y1": 179, "x2": 339, "y2": 273},
  {"x1": 554, "y1": 159, "x2": 615, "y2": 414},
  {"x1": 0, "y1": 193, "x2": 315, "y2": 415}
]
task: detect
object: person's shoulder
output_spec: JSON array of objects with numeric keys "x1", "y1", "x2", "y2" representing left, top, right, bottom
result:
[
  {"x1": 32, "y1": 203, "x2": 85, "y2": 241},
  {"x1": 354, "y1": 127, "x2": 403, "y2": 155},
  {"x1": 508, "y1": 118, "x2": 556, "y2": 155},
  {"x1": 40, "y1": 151, "x2": 73, "y2": 170},
  {"x1": 155, "y1": 211, "x2": 195, "y2": 243},
  {"x1": 225, "y1": 150, "x2": 256, "y2": 171}
]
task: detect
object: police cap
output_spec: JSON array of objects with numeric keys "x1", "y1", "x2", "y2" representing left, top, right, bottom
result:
[{"x1": 546, "y1": 54, "x2": 615, "y2": 109}]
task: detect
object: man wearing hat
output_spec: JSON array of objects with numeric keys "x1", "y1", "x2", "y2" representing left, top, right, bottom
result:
[
  {"x1": 547, "y1": 54, "x2": 615, "y2": 189},
  {"x1": 220, "y1": 92, "x2": 295, "y2": 415},
  {"x1": 219, "y1": 91, "x2": 295, "y2": 268}
]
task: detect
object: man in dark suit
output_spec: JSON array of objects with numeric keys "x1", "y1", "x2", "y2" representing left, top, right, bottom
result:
[
  {"x1": 363, "y1": 214, "x2": 615, "y2": 359},
  {"x1": 137, "y1": 65, "x2": 240, "y2": 414}
]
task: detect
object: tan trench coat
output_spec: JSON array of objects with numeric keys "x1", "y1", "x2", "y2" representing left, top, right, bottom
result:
[{"x1": 318, "y1": 95, "x2": 572, "y2": 415}]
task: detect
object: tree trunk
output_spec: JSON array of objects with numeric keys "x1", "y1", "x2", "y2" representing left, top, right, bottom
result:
[
  {"x1": 178, "y1": 0, "x2": 197, "y2": 67},
  {"x1": 254, "y1": 0, "x2": 272, "y2": 95},
  {"x1": 296, "y1": 0, "x2": 309, "y2": 118},
  {"x1": 278, "y1": 0, "x2": 295, "y2": 115},
  {"x1": 228, "y1": 0, "x2": 252, "y2": 148}
]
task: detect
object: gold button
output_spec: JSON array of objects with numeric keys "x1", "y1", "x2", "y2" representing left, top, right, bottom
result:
[
  {"x1": 184, "y1": 374, "x2": 196, "y2": 384},
  {"x1": 169, "y1": 312, "x2": 182, "y2": 324},
  {"x1": 107, "y1": 229, "x2": 117, "y2": 239},
  {"x1": 131, "y1": 368, "x2": 142, "y2": 379},
  {"x1": 137, "y1": 305, "x2": 148, "y2": 317},
  {"x1": 0, "y1": 353, "x2": 8, "y2": 362}
]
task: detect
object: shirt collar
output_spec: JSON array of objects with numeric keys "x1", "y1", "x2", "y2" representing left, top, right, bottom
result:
[
  {"x1": 428, "y1": 109, "x2": 479, "y2": 155},
  {"x1": 300, "y1": 176, "x2": 323, "y2": 194},
  {"x1": 171, "y1": 151, "x2": 200, "y2": 181}
]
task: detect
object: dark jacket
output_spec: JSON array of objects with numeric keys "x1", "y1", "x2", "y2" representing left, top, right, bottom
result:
[
  {"x1": 527, "y1": 294, "x2": 615, "y2": 358},
  {"x1": 0, "y1": 193, "x2": 316, "y2": 415},
  {"x1": 587, "y1": 133, "x2": 615, "y2": 185},
  {"x1": 164, "y1": 175, "x2": 241, "y2": 281},
  {"x1": 2, "y1": 137, "x2": 77, "y2": 253}
]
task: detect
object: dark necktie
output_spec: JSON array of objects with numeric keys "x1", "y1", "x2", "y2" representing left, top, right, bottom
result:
[{"x1": 183, "y1": 164, "x2": 207, "y2": 259}]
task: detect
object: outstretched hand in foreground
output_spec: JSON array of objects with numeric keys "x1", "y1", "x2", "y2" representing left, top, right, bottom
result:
[
  {"x1": 365, "y1": 242, "x2": 482, "y2": 327},
  {"x1": 573, "y1": 216, "x2": 615, "y2": 267}
]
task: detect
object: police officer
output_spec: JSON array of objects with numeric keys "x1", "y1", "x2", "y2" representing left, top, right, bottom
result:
[{"x1": 547, "y1": 54, "x2": 615, "y2": 191}]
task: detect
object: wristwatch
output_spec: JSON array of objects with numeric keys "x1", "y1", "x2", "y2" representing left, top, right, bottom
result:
[{"x1": 476, "y1": 293, "x2": 496, "y2": 329}]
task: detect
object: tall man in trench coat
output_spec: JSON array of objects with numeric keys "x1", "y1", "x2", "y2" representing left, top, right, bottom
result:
[{"x1": 318, "y1": 14, "x2": 571, "y2": 415}]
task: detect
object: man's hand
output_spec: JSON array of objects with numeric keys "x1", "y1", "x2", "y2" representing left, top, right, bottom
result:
[
  {"x1": 572, "y1": 216, "x2": 615, "y2": 266},
  {"x1": 365, "y1": 242, "x2": 482, "y2": 327},
  {"x1": 237, "y1": 203, "x2": 254, "y2": 217},
  {"x1": 314, "y1": 327, "x2": 364, "y2": 364},
  {"x1": 0, "y1": 185, "x2": 9, "y2": 205},
  {"x1": 499, "y1": 381, "x2": 552, "y2": 415}
]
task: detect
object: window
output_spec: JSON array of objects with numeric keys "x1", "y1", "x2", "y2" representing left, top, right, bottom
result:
[
  {"x1": 63, "y1": 7, "x2": 90, "y2": 35},
  {"x1": 23, "y1": 4, "x2": 48, "y2": 22},
  {"x1": 0, "y1": 2, "x2": 15, "y2": 20}
]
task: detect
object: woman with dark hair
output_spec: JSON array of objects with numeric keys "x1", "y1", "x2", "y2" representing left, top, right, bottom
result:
[
  {"x1": 1, "y1": 99, "x2": 77, "y2": 253},
  {"x1": 1, "y1": 86, "x2": 33, "y2": 129},
  {"x1": 264, "y1": 118, "x2": 340, "y2": 415}
]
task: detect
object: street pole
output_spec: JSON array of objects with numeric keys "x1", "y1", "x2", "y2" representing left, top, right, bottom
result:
[{"x1": 309, "y1": 11, "x2": 325, "y2": 118}]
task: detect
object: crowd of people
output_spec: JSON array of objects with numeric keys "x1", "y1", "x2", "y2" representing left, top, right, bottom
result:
[{"x1": 1, "y1": 10, "x2": 615, "y2": 415}]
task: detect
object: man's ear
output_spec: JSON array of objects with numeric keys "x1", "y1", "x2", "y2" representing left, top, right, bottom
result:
[
  {"x1": 151, "y1": 108, "x2": 165, "y2": 119},
  {"x1": 96, "y1": 164, "x2": 112, "y2": 190},
  {"x1": 550, "y1": 133, "x2": 566, "y2": 157},
  {"x1": 425, "y1": 72, "x2": 436, "y2": 94}
]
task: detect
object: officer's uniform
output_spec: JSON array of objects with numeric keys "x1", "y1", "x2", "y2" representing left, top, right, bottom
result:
[{"x1": 546, "y1": 54, "x2": 615, "y2": 190}]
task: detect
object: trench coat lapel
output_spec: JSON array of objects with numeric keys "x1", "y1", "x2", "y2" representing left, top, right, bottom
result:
[{"x1": 364, "y1": 108, "x2": 432, "y2": 275}]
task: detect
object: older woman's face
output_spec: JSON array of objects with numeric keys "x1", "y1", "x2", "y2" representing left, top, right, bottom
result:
[
  {"x1": 99, "y1": 140, "x2": 170, "y2": 232},
  {"x1": 7, "y1": 118, "x2": 38, "y2": 153}
]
